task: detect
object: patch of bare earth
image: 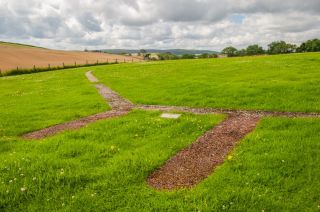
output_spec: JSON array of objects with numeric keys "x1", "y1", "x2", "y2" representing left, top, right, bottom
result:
[
  {"x1": 22, "y1": 110, "x2": 129, "y2": 140},
  {"x1": 147, "y1": 113, "x2": 261, "y2": 190},
  {"x1": 138, "y1": 104, "x2": 320, "y2": 118}
]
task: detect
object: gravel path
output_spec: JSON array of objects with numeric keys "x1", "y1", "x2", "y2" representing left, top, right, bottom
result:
[
  {"x1": 138, "y1": 104, "x2": 320, "y2": 118},
  {"x1": 95, "y1": 84, "x2": 133, "y2": 111},
  {"x1": 85, "y1": 71, "x2": 99, "y2": 83}
]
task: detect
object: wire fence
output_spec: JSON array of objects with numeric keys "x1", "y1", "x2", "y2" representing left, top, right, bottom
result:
[{"x1": 0, "y1": 57, "x2": 144, "y2": 77}]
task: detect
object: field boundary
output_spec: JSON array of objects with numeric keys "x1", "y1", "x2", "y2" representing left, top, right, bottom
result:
[{"x1": 0, "y1": 59, "x2": 144, "y2": 77}]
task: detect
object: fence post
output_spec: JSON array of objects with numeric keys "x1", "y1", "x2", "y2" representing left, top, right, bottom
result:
[
  {"x1": 48, "y1": 64, "x2": 50, "y2": 70},
  {"x1": 124, "y1": 58, "x2": 126, "y2": 63},
  {"x1": 63, "y1": 62, "x2": 65, "y2": 68},
  {"x1": 86, "y1": 60, "x2": 88, "y2": 65},
  {"x1": 75, "y1": 61, "x2": 77, "y2": 67},
  {"x1": 116, "y1": 59, "x2": 118, "y2": 63},
  {"x1": 33, "y1": 65, "x2": 36, "y2": 70}
]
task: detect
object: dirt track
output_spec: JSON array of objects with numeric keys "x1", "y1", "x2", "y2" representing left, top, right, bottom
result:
[
  {"x1": 22, "y1": 110, "x2": 130, "y2": 140},
  {"x1": 0, "y1": 45, "x2": 142, "y2": 72}
]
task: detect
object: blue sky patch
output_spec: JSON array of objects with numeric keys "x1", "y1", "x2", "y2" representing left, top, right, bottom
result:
[{"x1": 230, "y1": 14, "x2": 245, "y2": 24}]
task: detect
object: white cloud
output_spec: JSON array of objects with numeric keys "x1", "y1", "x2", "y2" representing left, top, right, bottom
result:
[{"x1": 0, "y1": 0, "x2": 319, "y2": 50}]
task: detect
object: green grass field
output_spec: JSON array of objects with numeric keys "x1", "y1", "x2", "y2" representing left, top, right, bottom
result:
[
  {"x1": 1, "y1": 53, "x2": 320, "y2": 211},
  {"x1": 0, "y1": 69, "x2": 108, "y2": 136},
  {"x1": 93, "y1": 53, "x2": 320, "y2": 112}
]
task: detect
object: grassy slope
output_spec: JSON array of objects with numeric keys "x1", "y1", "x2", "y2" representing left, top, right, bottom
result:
[
  {"x1": 0, "y1": 68, "x2": 108, "y2": 136},
  {"x1": 0, "y1": 110, "x2": 225, "y2": 210},
  {"x1": 0, "y1": 112, "x2": 319, "y2": 211},
  {"x1": 93, "y1": 53, "x2": 320, "y2": 112},
  {"x1": 0, "y1": 60, "x2": 319, "y2": 210}
]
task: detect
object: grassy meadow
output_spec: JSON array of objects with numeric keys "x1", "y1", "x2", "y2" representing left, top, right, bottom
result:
[
  {"x1": 93, "y1": 53, "x2": 320, "y2": 112},
  {"x1": 0, "y1": 53, "x2": 320, "y2": 211},
  {"x1": 0, "y1": 68, "x2": 108, "y2": 136}
]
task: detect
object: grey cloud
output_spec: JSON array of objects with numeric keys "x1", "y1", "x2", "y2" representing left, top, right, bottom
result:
[
  {"x1": 244, "y1": 0, "x2": 320, "y2": 14},
  {"x1": 0, "y1": 0, "x2": 319, "y2": 50},
  {"x1": 78, "y1": 13, "x2": 103, "y2": 32}
]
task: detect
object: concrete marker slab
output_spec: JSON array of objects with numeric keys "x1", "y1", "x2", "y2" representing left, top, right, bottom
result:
[{"x1": 160, "y1": 113, "x2": 181, "y2": 119}]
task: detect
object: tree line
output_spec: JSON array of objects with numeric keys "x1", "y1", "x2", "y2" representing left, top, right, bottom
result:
[
  {"x1": 138, "y1": 38, "x2": 320, "y2": 61},
  {"x1": 222, "y1": 38, "x2": 320, "y2": 57}
]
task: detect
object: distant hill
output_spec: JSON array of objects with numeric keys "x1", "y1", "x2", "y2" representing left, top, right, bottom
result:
[{"x1": 100, "y1": 49, "x2": 220, "y2": 55}]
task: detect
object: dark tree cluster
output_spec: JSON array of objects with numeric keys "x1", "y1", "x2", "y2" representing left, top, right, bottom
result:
[
  {"x1": 222, "y1": 38, "x2": 320, "y2": 57},
  {"x1": 198, "y1": 53, "x2": 218, "y2": 58},
  {"x1": 297, "y1": 39, "x2": 320, "y2": 53},
  {"x1": 158, "y1": 52, "x2": 179, "y2": 60}
]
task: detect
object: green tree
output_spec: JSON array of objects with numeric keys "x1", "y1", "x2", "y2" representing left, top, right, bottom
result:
[
  {"x1": 144, "y1": 53, "x2": 151, "y2": 60},
  {"x1": 140, "y1": 49, "x2": 147, "y2": 54},
  {"x1": 297, "y1": 39, "x2": 320, "y2": 52},
  {"x1": 222, "y1": 46, "x2": 238, "y2": 57},
  {"x1": 158, "y1": 53, "x2": 179, "y2": 60},
  {"x1": 211, "y1": 54, "x2": 218, "y2": 58},
  {"x1": 267, "y1": 41, "x2": 296, "y2": 54},
  {"x1": 286, "y1": 43, "x2": 297, "y2": 53},
  {"x1": 139, "y1": 49, "x2": 149, "y2": 60},
  {"x1": 181, "y1": 54, "x2": 196, "y2": 59},
  {"x1": 246, "y1": 44, "x2": 264, "y2": 56},
  {"x1": 199, "y1": 53, "x2": 209, "y2": 58},
  {"x1": 236, "y1": 49, "x2": 247, "y2": 57}
]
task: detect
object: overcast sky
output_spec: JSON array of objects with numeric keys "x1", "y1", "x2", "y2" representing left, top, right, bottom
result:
[{"x1": 1, "y1": 0, "x2": 319, "y2": 51}]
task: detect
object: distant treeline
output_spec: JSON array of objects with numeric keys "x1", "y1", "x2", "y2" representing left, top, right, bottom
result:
[
  {"x1": 156, "y1": 52, "x2": 218, "y2": 60},
  {"x1": 136, "y1": 38, "x2": 320, "y2": 61},
  {"x1": 96, "y1": 49, "x2": 218, "y2": 55},
  {"x1": 221, "y1": 38, "x2": 320, "y2": 57}
]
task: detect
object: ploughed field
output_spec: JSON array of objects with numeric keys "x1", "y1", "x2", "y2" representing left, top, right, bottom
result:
[
  {"x1": 0, "y1": 53, "x2": 319, "y2": 211},
  {"x1": 0, "y1": 42, "x2": 141, "y2": 72}
]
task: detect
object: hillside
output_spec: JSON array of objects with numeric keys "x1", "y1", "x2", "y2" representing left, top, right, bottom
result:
[{"x1": 0, "y1": 41, "x2": 142, "y2": 72}]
